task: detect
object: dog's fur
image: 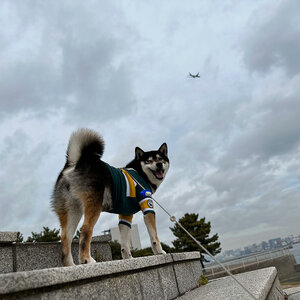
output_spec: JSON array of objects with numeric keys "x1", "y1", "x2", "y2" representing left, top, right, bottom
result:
[{"x1": 51, "y1": 128, "x2": 169, "y2": 266}]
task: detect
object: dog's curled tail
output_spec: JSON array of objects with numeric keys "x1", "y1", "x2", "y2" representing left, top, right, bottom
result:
[{"x1": 66, "y1": 128, "x2": 105, "y2": 166}]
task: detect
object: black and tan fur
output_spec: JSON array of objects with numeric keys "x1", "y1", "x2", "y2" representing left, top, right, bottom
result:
[{"x1": 51, "y1": 128, "x2": 169, "y2": 266}]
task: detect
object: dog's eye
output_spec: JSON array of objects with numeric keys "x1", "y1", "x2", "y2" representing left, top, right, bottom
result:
[{"x1": 145, "y1": 160, "x2": 152, "y2": 164}]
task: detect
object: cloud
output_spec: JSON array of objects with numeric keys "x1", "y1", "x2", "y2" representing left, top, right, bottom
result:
[
  {"x1": 1, "y1": 1, "x2": 300, "y2": 252},
  {"x1": 157, "y1": 71, "x2": 300, "y2": 250},
  {"x1": 224, "y1": 74, "x2": 300, "y2": 164},
  {"x1": 0, "y1": 1, "x2": 135, "y2": 123},
  {"x1": 242, "y1": 1, "x2": 300, "y2": 76},
  {"x1": 0, "y1": 130, "x2": 50, "y2": 230}
]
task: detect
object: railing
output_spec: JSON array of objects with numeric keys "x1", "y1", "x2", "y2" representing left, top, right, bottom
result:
[{"x1": 204, "y1": 247, "x2": 291, "y2": 277}]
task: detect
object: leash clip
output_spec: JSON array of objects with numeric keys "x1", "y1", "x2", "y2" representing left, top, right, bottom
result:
[
  {"x1": 140, "y1": 189, "x2": 152, "y2": 198},
  {"x1": 170, "y1": 216, "x2": 176, "y2": 222}
]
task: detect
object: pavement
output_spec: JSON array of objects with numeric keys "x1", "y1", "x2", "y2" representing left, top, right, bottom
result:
[{"x1": 284, "y1": 286, "x2": 300, "y2": 300}]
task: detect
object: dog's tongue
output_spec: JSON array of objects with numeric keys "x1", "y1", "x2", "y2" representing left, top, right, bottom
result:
[{"x1": 155, "y1": 170, "x2": 164, "y2": 179}]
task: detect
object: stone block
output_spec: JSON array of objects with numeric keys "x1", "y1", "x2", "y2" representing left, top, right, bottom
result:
[
  {"x1": 0, "y1": 232, "x2": 18, "y2": 243},
  {"x1": 0, "y1": 253, "x2": 202, "y2": 299},
  {"x1": 0, "y1": 246, "x2": 14, "y2": 273},
  {"x1": 39, "y1": 267, "x2": 178, "y2": 300},
  {"x1": 16, "y1": 243, "x2": 61, "y2": 272},
  {"x1": 171, "y1": 251, "x2": 200, "y2": 262},
  {"x1": 0, "y1": 240, "x2": 113, "y2": 273},
  {"x1": 0, "y1": 254, "x2": 174, "y2": 294},
  {"x1": 70, "y1": 241, "x2": 112, "y2": 265},
  {"x1": 284, "y1": 286, "x2": 300, "y2": 300},
  {"x1": 171, "y1": 252, "x2": 202, "y2": 294},
  {"x1": 178, "y1": 267, "x2": 284, "y2": 300},
  {"x1": 91, "y1": 234, "x2": 111, "y2": 242}
]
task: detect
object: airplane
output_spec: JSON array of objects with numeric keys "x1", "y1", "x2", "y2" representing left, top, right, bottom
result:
[{"x1": 189, "y1": 72, "x2": 200, "y2": 78}]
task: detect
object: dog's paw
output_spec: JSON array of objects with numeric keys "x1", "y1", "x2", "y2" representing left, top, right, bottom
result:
[
  {"x1": 121, "y1": 248, "x2": 133, "y2": 259},
  {"x1": 153, "y1": 249, "x2": 167, "y2": 255},
  {"x1": 80, "y1": 257, "x2": 96, "y2": 264}
]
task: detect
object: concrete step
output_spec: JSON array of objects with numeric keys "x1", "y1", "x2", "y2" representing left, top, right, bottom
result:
[
  {"x1": 284, "y1": 286, "x2": 300, "y2": 300},
  {"x1": 177, "y1": 267, "x2": 284, "y2": 300},
  {"x1": 0, "y1": 252, "x2": 202, "y2": 299}
]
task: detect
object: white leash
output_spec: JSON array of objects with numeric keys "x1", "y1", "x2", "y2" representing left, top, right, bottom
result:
[
  {"x1": 155, "y1": 203, "x2": 258, "y2": 300},
  {"x1": 127, "y1": 171, "x2": 258, "y2": 300}
]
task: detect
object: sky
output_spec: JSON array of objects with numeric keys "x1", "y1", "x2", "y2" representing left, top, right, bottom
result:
[{"x1": 1, "y1": 0, "x2": 300, "y2": 252}]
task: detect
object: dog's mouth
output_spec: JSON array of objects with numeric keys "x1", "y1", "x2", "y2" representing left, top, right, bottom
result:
[{"x1": 152, "y1": 169, "x2": 164, "y2": 180}]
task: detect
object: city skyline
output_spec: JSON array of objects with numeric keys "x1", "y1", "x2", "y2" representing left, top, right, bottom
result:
[{"x1": 220, "y1": 233, "x2": 300, "y2": 260}]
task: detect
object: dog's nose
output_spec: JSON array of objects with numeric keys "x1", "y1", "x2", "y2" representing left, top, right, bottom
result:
[{"x1": 156, "y1": 162, "x2": 163, "y2": 169}]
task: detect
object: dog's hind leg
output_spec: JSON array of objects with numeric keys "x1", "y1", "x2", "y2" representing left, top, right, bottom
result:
[
  {"x1": 79, "y1": 192, "x2": 102, "y2": 264},
  {"x1": 59, "y1": 206, "x2": 82, "y2": 266},
  {"x1": 144, "y1": 213, "x2": 166, "y2": 255},
  {"x1": 118, "y1": 215, "x2": 133, "y2": 259}
]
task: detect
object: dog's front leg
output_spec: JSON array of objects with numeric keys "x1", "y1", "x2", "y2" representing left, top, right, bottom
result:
[
  {"x1": 118, "y1": 223, "x2": 133, "y2": 259},
  {"x1": 118, "y1": 215, "x2": 133, "y2": 259},
  {"x1": 144, "y1": 213, "x2": 166, "y2": 255}
]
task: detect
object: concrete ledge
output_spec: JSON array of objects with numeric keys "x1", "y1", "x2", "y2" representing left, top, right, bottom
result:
[
  {"x1": 178, "y1": 267, "x2": 284, "y2": 300},
  {"x1": 0, "y1": 252, "x2": 202, "y2": 299},
  {"x1": 91, "y1": 235, "x2": 111, "y2": 242},
  {"x1": 171, "y1": 252, "x2": 199, "y2": 261},
  {"x1": 0, "y1": 238, "x2": 112, "y2": 273},
  {"x1": 171, "y1": 252, "x2": 201, "y2": 294},
  {"x1": 0, "y1": 232, "x2": 18, "y2": 243},
  {"x1": 284, "y1": 286, "x2": 300, "y2": 300}
]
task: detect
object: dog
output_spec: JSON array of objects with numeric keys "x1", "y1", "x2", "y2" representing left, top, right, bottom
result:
[{"x1": 51, "y1": 128, "x2": 169, "y2": 266}]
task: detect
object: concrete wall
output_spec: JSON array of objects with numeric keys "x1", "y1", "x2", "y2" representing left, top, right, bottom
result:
[
  {"x1": 0, "y1": 245, "x2": 14, "y2": 274},
  {"x1": 0, "y1": 232, "x2": 18, "y2": 243},
  {"x1": 0, "y1": 252, "x2": 202, "y2": 300},
  {"x1": 206, "y1": 253, "x2": 298, "y2": 282},
  {"x1": 0, "y1": 235, "x2": 112, "y2": 273},
  {"x1": 0, "y1": 232, "x2": 18, "y2": 273}
]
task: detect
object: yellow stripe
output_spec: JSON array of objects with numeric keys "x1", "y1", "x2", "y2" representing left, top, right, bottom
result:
[
  {"x1": 119, "y1": 214, "x2": 133, "y2": 223},
  {"x1": 122, "y1": 169, "x2": 136, "y2": 198},
  {"x1": 140, "y1": 200, "x2": 149, "y2": 212}
]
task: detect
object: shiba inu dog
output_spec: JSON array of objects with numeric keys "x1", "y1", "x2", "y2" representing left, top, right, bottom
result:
[{"x1": 51, "y1": 128, "x2": 169, "y2": 266}]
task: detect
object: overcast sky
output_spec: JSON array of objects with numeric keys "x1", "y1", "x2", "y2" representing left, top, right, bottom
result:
[{"x1": 1, "y1": 0, "x2": 300, "y2": 252}]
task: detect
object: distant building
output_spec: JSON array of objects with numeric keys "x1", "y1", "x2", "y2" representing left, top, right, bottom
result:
[
  {"x1": 293, "y1": 236, "x2": 300, "y2": 243},
  {"x1": 107, "y1": 224, "x2": 142, "y2": 250},
  {"x1": 261, "y1": 241, "x2": 269, "y2": 250},
  {"x1": 219, "y1": 233, "x2": 300, "y2": 260},
  {"x1": 233, "y1": 248, "x2": 242, "y2": 257},
  {"x1": 268, "y1": 238, "x2": 282, "y2": 249},
  {"x1": 224, "y1": 250, "x2": 234, "y2": 257},
  {"x1": 244, "y1": 246, "x2": 252, "y2": 255},
  {"x1": 250, "y1": 243, "x2": 259, "y2": 253}
]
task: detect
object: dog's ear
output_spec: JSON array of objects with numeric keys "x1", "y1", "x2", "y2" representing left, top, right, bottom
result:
[
  {"x1": 135, "y1": 147, "x2": 144, "y2": 160},
  {"x1": 158, "y1": 143, "x2": 168, "y2": 157}
]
